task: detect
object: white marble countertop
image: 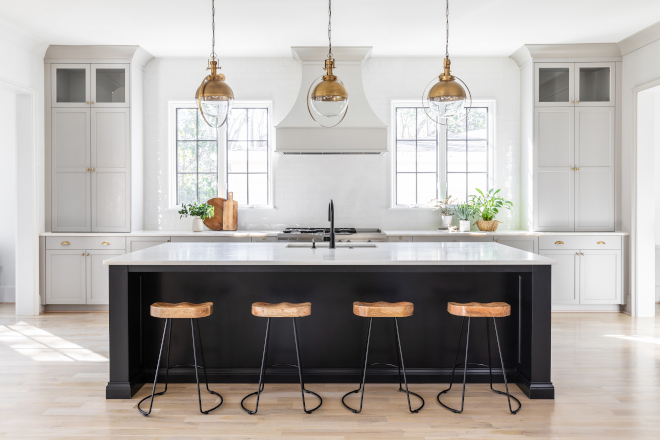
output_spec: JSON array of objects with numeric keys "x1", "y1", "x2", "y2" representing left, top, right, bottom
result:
[
  {"x1": 382, "y1": 230, "x2": 629, "y2": 236},
  {"x1": 104, "y1": 242, "x2": 556, "y2": 266}
]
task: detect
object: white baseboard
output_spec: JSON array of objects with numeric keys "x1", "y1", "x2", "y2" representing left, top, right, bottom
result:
[
  {"x1": 552, "y1": 304, "x2": 622, "y2": 312},
  {"x1": 0, "y1": 286, "x2": 15, "y2": 302},
  {"x1": 43, "y1": 304, "x2": 108, "y2": 312}
]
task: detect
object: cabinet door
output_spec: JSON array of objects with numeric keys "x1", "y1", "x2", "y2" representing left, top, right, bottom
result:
[
  {"x1": 534, "y1": 107, "x2": 575, "y2": 231},
  {"x1": 91, "y1": 108, "x2": 130, "y2": 232},
  {"x1": 579, "y1": 250, "x2": 621, "y2": 304},
  {"x1": 45, "y1": 250, "x2": 86, "y2": 304},
  {"x1": 51, "y1": 108, "x2": 91, "y2": 232},
  {"x1": 127, "y1": 237, "x2": 171, "y2": 252},
  {"x1": 494, "y1": 237, "x2": 537, "y2": 253},
  {"x1": 86, "y1": 250, "x2": 123, "y2": 305},
  {"x1": 535, "y1": 63, "x2": 575, "y2": 106},
  {"x1": 575, "y1": 107, "x2": 615, "y2": 231},
  {"x1": 575, "y1": 62, "x2": 615, "y2": 107},
  {"x1": 539, "y1": 250, "x2": 579, "y2": 305},
  {"x1": 51, "y1": 64, "x2": 90, "y2": 107},
  {"x1": 91, "y1": 64, "x2": 130, "y2": 108}
]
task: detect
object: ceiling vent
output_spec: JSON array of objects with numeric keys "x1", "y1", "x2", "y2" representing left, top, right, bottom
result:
[{"x1": 275, "y1": 47, "x2": 388, "y2": 154}]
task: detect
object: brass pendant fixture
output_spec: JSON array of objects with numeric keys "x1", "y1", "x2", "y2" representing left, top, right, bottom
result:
[
  {"x1": 196, "y1": 0, "x2": 234, "y2": 128},
  {"x1": 422, "y1": 0, "x2": 471, "y2": 124},
  {"x1": 307, "y1": 0, "x2": 349, "y2": 127}
]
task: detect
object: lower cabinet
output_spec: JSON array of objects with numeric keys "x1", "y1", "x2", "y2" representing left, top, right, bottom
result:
[
  {"x1": 126, "y1": 236, "x2": 171, "y2": 252},
  {"x1": 170, "y1": 236, "x2": 251, "y2": 243},
  {"x1": 540, "y1": 247, "x2": 622, "y2": 305},
  {"x1": 412, "y1": 236, "x2": 493, "y2": 243},
  {"x1": 46, "y1": 249, "x2": 123, "y2": 305},
  {"x1": 494, "y1": 237, "x2": 538, "y2": 253}
]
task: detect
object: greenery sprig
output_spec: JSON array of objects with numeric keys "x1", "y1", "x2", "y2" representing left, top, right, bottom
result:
[
  {"x1": 453, "y1": 202, "x2": 477, "y2": 221},
  {"x1": 431, "y1": 195, "x2": 457, "y2": 216},
  {"x1": 178, "y1": 202, "x2": 214, "y2": 220},
  {"x1": 469, "y1": 188, "x2": 513, "y2": 221}
]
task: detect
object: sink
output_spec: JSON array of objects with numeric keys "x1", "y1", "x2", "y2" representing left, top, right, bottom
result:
[{"x1": 286, "y1": 243, "x2": 378, "y2": 248}]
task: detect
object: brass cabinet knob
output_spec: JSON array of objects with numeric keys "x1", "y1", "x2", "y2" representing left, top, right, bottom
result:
[
  {"x1": 581, "y1": 252, "x2": 585, "y2": 256},
  {"x1": 102, "y1": 241, "x2": 110, "y2": 245},
  {"x1": 86, "y1": 101, "x2": 89, "y2": 104},
  {"x1": 61, "y1": 241, "x2": 70, "y2": 245},
  {"x1": 576, "y1": 100, "x2": 580, "y2": 104},
  {"x1": 86, "y1": 167, "x2": 89, "y2": 172},
  {"x1": 571, "y1": 100, "x2": 575, "y2": 104},
  {"x1": 576, "y1": 167, "x2": 579, "y2": 171},
  {"x1": 91, "y1": 101, "x2": 95, "y2": 104},
  {"x1": 571, "y1": 167, "x2": 575, "y2": 171},
  {"x1": 555, "y1": 241, "x2": 564, "y2": 245},
  {"x1": 576, "y1": 252, "x2": 579, "y2": 255},
  {"x1": 91, "y1": 168, "x2": 95, "y2": 172},
  {"x1": 86, "y1": 253, "x2": 90, "y2": 256},
  {"x1": 82, "y1": 253, "x2": 85, "y2": 256},
  {"x1": 597, "y1": 241, "x2": 605, "y2": 245},
  {"x1": 166, "y1": 239, "x2": 170, "y2": 242},
  {"x1": 399, "y1": 237, "x2": 402, "y2": 240}
]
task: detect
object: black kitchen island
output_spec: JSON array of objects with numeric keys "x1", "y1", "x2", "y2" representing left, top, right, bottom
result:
[{"x1": 104, "y1": 241, "x2": 555, "y2": 400}]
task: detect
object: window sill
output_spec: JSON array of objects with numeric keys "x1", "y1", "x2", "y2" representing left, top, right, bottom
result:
[
  {"x1": 388, "y1": 206, "x2": 437, "y2": 211},
  {"x1": 168, "y1": 206, "x2": 276, "y2": 211}
]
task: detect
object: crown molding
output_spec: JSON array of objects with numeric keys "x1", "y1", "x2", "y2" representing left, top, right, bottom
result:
[
  {"x1": 618, "y1": 20, "x2": 660, "y2": 56},
  {"x1": 510, "y1": 44, "x2": 622, "y2": 67}
]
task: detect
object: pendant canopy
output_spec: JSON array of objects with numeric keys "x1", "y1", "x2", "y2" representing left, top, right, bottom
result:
[
  {"x1": 307, "y1": 0, "x2": 349, "y2": 127},
  {"x1": 196, "y1": 0, "x2": 234, "y2": 128}
]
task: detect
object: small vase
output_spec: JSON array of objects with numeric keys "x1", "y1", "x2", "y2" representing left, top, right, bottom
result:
[
  {"x1": 192, "y1": 217, "x2": 204, "y2": 232},
  {"x1": 459, "y1": 220, "x2": 470, "y2": 232},
  {"x1": 442, "y1": 215, "x2": 453, "y2": 228}
]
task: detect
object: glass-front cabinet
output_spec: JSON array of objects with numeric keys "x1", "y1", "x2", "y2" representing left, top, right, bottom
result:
[
  {"x1": 535, "y1": 62, "x2": 615, "y2": 107},
  {"x1": 52, "y1": 63, "x2": 129, "y2": 108}
]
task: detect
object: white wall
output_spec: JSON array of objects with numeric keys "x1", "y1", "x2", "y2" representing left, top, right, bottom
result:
[
  {"x1": 0, "y1": 18, "x2": 46, "y2": 314},
  {"x1": 143, "y1": 56, "x2": 520, "y2": 231},
  {"x1": 0, "y1": 89, "x2": 16, "y2": 302}
]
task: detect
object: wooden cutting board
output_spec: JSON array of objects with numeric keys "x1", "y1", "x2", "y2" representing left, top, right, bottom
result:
[
  {"x1": 223, "y1": 192, "x2": 238, "y2": 231},
  {"x1": 203, "y1": 197, "x2": 226, "y2": 231}
]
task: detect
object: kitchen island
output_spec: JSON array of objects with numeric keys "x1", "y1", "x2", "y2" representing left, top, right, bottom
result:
[{"x1": 104, "y1": 242, "x2": 555, "y2": 400}]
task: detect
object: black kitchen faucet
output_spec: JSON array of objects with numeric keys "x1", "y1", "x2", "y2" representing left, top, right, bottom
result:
[{"x1": 328, "y1": 200, "x2": 335, "y2": 249}]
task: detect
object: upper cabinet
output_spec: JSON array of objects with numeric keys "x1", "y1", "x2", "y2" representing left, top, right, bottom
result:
[
  {"x1": 52, "y1": 63, "x2": 129, "y2": 108},
  {"x1": 535, "y1": 62, "x2": 615, "y2": 107}
]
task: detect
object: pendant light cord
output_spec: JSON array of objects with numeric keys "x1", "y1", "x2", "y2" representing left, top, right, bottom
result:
[
  {"x1": 445, "y1": 0, "x2": 449, "y2": 58},
  {"x1": 211, "y1": 0, "x2": 216, "y2": 60},
  {"x1": 327, "y1": 0, "x2": 333, "y2": 58}
]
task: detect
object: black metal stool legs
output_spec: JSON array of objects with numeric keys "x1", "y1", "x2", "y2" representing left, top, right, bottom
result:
[
  {"x1": 137, "y1": 318, "x2": 222, "y2": 416},
  {"x1": 242, "y1": 317, "x2": 322, "y2": 414},
  {"x1": 437, "y1": 317, "x2": 521, "y2": 414},
  {"x1": 191, "y1": 318, "x2": 223, "y2": 414},
  {"x1": 342, "y1": 318, "x2": 424, "y2": 413}
]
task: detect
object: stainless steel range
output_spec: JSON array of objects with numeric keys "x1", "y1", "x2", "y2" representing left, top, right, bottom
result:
[{"x1": 277, "y1": 228, "x2": 386, "y2": 242}]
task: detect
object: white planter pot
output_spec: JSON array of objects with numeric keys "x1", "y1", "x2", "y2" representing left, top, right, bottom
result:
[
  {"x1": 442, "y1": 215, "x2": 453, "y2": 228},
  {"x1": 192, "y1": 217, "x2": 204, "y2": 232},
  {"x1": 459, "y1": 220, "x2": 471, "y2": 232}
]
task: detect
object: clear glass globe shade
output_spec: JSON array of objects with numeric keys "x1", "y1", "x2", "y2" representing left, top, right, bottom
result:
[
  {"x1": 428, "y1": 98, "x2": 465, "y2": 120},
  {"x1": 197, "y1": 99, "x2": 233, "y2": 128},
  {"x1": 310, "y1": 97, "x2": 349, "y2": 118}
]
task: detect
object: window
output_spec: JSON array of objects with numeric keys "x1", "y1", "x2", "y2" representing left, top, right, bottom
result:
[
  {"x1": 171, "y1": 102, "x2": 271, "y2": 207},
  {"x1": 393, "y1": 102, "x2": 491, "y2": 206}
]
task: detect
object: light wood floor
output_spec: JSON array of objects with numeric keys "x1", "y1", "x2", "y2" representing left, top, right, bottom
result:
[{"x1": 1, "y1": 304, "x2": 659, "y2": 439}]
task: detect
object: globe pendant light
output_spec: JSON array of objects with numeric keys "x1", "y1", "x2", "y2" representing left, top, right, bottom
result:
[
  {"x1": 307, "y1": 0, "x2": 349, "y2": 127},
  {"x1": 422, "y1": 0, "x2": 471, "y2": 123},
  {"x1": 195, "y1": 0, "x2": 234, "y2": 128}
]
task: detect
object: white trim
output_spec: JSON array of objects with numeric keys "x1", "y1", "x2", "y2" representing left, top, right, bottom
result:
[
  {"x1": 168, "y1": 100, "x2": 274, "y2": 210},
  {"x1": 631, "y1": 77, "x2": 660, "y2": 317},
  {"x1": 618, "y1": 21, "x2": 660, "y2": 56},
  {"x1": 389, "y1": 99, "x2": 495, "y2": 209}
]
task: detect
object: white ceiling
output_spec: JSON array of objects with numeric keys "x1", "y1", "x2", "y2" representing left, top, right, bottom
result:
[{"x1": 1, "y1": 0, "x2": 659, "y2": 58}]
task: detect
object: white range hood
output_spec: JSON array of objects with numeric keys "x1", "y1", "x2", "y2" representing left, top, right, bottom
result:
[{"x1": 275, "y1": 47, "x2": 388, "y2": 154}]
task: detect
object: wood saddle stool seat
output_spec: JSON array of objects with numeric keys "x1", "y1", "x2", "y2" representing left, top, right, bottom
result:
[
  {"x1": 150, "y1": 302, "x2": 213, "y2": 319},
  {"x1": 447, "y1": 302, "x2": 511, "y2": 318},
  {"x1": 251, "y1": 301, "x2": 311, "y2": 318},
  {"x1": 352, "y1": 301, "x2": 414, "y2": 318}
]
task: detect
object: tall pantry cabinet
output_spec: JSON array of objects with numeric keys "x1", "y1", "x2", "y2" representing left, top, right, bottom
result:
[{"x1": 45, "y1": 46, "x2": 153, "y2": 232}]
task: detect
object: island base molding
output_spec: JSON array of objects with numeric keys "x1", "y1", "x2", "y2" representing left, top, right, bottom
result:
[{"x1": 107, "y1": 265, "x2": 554, "y2": 400}]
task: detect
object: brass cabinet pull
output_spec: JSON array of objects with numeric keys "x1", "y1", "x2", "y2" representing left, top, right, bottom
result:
[
  {"x1": 86, "y1": 168, "x2": 89, "y2": 172},
  {"x1": 581, "y1": 252, "x2": 585, "y2": 256},
  {"x1": 571, "y1": 100, "x2": 575, "y2": 104},
  {"x1": 91, "y1": 101, "x2": 95, "y2": 104},
  {"x1": 86, "y1": 101, "x2": 89, "y2": 104},
  {"x1": 399, "y1": 237, "x2": 403, "y2": 240},
  {"x1": 597, "y1": 241, "x2": 605, "y2": 245},
  {"x1": 61, "y1": 241, "x2": 70, "y2": 245},
  {"x1": 91, "y1": 167, "x2": 95, "y2": 172},
  {"x1": 102, "y1": 241, "x2": 110, "y2": 245},
  {"x1": 576, "y1": 100, "x2": 580, "y2": 104},
  {"x1": 571, "y1": 167, "x2": 575, "y2": 171},
  {"x1": 555, "y1": 241, "x2": 564, "y2": 245},
  {"x1": 576, "y1": 167, "x2": 579, "y2": 171},
  {"x1": 86, "y1": 253, "x2": 90, "y2": 256},
  {"x1": 576, "y1": 252, "x2": 579, "y2": 255},
  {"x1": 81, "y1": 253, "x2": 84, "y2": 256}
]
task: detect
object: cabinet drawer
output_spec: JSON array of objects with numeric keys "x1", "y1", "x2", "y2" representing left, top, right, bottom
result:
[
  {"x1": 387, "y1": 236, "x2": 413, "y2": 242},
  {"x1": 539, "y1": 235, "x2": 620, "y2": 250},
  {"x1": 170, "y1": 236, "x2": 251, "y2": 243},
  {"x1": 414, "y1": 236, "x2": 493, "y2": 243},
  {"x1": 46, "y1": 236, "x2": 126, "y2": 250},
  {"x1": 251, "y1": 236, "x2": 277, "y2": 242}
]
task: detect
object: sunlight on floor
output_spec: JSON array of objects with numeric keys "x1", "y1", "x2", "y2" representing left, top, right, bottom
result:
[
  {"x1": 604, "y1": 334, "x2": 660, "y2": 345},
  {"x1": 0, "y1": 321, "x2": 108, "y2": 362}
]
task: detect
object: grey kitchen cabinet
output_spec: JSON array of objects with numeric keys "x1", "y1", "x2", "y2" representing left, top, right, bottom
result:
[
  {"x1": 387, "y1": 236, "x2": 413, "y2": 242},
  {"x1": 86, "y1": 250, "x2": 123, "y2": 305},
  {"x1": 539, "y1": 249, "x2": 579, "y2": 305},
  {"x1": 535, "y1": 62, "x2": 615, "y2": 107},
  {"x1": 45, "y1": 250, "x2": 87, "y2": 304},
  {"x1": 494, "y1": 237, "x2": 538, "y2": 253},
  {"x1": 579, "y1": 250, "x2": 622, "y2": 304},
  {"x1": 412, "y1": 236, "x2": 493, "y2": 243},
  {"x1": 251, "y1": 236, "x2": 277, "y2": 242},
  {"x1": 126, "y1": 236, "x2": 171, "y2": 252},
  {"x1": 52, "y1": 63, "x2": 129, "y2": 108},
  {"x1": 169, "y1": 236, "x2": 252, "y2": 243}
]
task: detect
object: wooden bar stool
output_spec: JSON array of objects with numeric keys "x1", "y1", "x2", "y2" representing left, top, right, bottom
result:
[
  {"x1": 437, "y1": 302, "x2": 521, "y2": 414},
  {"x1": 241, "y1": 302, "x2": 322, "y2": 414},
  {"x1": 137, "y1": 302, "x2": 222, "y2": 416},
  {"x1": 342, "y1": 301, "x2": 424, "y2": 414}
]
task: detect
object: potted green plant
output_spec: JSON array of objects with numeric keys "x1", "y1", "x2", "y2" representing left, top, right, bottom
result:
[
  {"x1": 431, "y1": 195, "x2": 457, "y2": 229},
  {"x1": 469, "y1": 188, "x2": 513, "y2": 232},
  {"x1": 453, "y1": 202, "x2": 476, "y2": 232},
  {"x1": 178, "y1": 202, "x2": 214, "y2": 232}
]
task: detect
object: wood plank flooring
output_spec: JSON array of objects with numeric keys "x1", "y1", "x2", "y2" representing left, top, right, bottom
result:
[{"x1": 0, "y1": 303, "x2": 659, "y2": 439}]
